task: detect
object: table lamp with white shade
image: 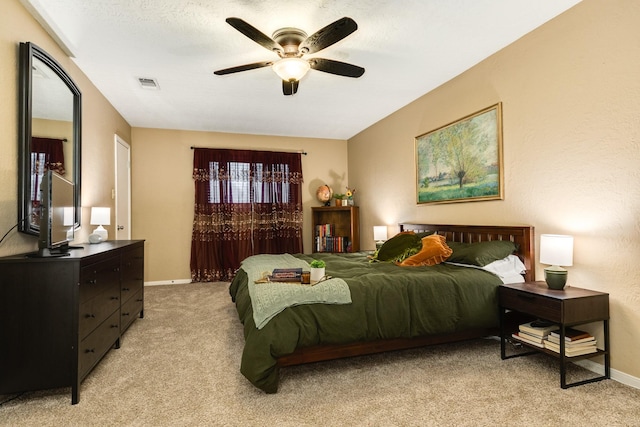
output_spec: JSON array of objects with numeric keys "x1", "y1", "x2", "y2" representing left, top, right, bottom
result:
[
  {"x1": 373, "y1": 225, "x2": 388, "y2": 250},
  {"x1": 90, "y1": 207, "x2": 110, "y2": 243},
  {"x1": 539, "y1": 234, "x2": 573, "y2": 290}
]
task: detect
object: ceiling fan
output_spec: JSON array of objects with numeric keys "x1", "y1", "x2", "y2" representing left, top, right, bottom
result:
[{"x1": 214, "y1": 17, "x2": 365, "y2": 96}]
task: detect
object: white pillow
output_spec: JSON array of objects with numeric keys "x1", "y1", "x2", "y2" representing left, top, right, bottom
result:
[{"x1": 481, "y1": 255, "x2": 526, "y2": 284}]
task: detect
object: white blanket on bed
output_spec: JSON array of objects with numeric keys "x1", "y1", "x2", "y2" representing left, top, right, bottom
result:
[{"x1": 241, "y1": 254, "x2": 352, "y2": 329}]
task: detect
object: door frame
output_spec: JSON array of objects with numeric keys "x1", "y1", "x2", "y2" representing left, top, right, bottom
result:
[{"x1": 114, "y1": 134, "x2": 131, "y2": 240}]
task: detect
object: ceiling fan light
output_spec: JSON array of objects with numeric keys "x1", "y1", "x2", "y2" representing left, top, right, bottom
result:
[{"x1": 272, "y1": 58, "x2": 310, "y2": 82}]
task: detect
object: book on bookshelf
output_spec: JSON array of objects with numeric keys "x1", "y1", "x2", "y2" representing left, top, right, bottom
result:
[
  {"x1": 543, "y1": 340, "x2": 598, "y2": 357},
  {"x1": 511, "y1": 332, "x2": 545, "y2": 348},
  {"x1": 548, "y1": 328, "x2": 592, "y2": 342},
  {"x1": 546, "y1": 334, "x2": 595, "y2": 347},
  {"x1": 315, "y1": 235, "x2": 350, "y2": 253},
  {"x1": 518, "y1": 321, "x2": 558, "y2": 338}
]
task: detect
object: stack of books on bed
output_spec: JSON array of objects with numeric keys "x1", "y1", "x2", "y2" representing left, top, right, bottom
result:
[
  {"x1": 511, "y1": 321, "x2": 558, "y2": 348},
  {"x1": 543, "y1": 328, "x2": 598, "y2": 357},
  {"x1": 268, "y1": 268, "x2": 303, "y2": 282}
]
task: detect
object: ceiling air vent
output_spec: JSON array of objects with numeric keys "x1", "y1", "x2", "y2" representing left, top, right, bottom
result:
[{"x1": 138, "y1": 77, "x2": 159, "y2": 90}]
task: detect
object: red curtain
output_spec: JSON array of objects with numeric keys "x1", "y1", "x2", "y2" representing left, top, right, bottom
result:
[
  {"x1": 30, "y1": 137, "x2": 66, "y2": 225},
  {"x1": 190, "y1": 148, "x2": 303, "y2": 282}
]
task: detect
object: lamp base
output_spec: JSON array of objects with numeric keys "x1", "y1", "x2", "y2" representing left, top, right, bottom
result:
[
  {"x1": 92, "y1": 225, "x2": 108, "y2": 242},
  {"x1": 544, "y1": 267, "x2": 567, "y2": 290}
]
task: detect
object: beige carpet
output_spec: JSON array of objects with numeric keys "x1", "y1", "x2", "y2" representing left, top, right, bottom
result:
[{"x1": 1, "y1": 282, "x2": 640, "y2": 426}]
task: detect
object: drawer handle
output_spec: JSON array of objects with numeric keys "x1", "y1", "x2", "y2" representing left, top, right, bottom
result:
[
  {"x1": 110, "y1": 296, "x2": 119, "y2": 300},
  {"x1": 85, "y1": 348, "x2": 95, "y2": 353},
  {"x1": 136, "y1": 298, "x2": 143, "y2": 302},
  {"x1": 517, "y1": 294, "x2": 535, "y2": 301},
  {"x1": 85, "y1": 313, "x2": 95, "y2": 318},
  {"x1": 88, "y1": 279, "x2": 97, "y2": 285},
  {"x1": 122, "y1": 312, "x2": 130, "y2": 316},
  {"x1": 122, "y1": 287, "x2": 130, "y2": 291},
  {"x1": 111, "y1": 324, "x2": 119, "y2": 329}
]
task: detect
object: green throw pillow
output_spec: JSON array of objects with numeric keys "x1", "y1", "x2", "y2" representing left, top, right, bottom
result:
[
  {"x1": 371, "y1": 232, "x2": 422, "y2": 262},
  {"x1": 446, "y1": 240, "x2": 518, "y2": 266}
]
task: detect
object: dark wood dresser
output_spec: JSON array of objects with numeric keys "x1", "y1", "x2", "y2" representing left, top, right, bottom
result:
[{"x1": 0, "y1": 240, "x2": 144, "y2": 404}]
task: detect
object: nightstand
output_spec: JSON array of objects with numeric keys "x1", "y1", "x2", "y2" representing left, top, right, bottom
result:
[{"x1": 499, "y1": 281, "x2": 610, "y2": 388}]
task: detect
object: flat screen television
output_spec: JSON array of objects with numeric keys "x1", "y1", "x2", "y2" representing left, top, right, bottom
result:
[{"x1": 30, "y1": 170, "x2": 75, "y2": 257}]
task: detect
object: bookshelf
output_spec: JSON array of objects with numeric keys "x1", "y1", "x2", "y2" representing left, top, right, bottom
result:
[{"x1": 311, "y1": 206, "x2": 360, "y2": 253}]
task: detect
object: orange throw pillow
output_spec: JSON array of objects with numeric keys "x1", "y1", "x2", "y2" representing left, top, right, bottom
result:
[{"x1": 399, "y1": 234, "x2": 453, "y2": 267}]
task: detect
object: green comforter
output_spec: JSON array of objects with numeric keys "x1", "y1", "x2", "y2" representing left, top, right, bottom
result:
[{"x1": 228, "y1": 252, "x2": 502, "y2": 393}]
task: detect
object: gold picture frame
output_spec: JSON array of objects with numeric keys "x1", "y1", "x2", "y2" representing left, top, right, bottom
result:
[{"x1": 415, "y1": 103, "x2": 504, "y2": 205}]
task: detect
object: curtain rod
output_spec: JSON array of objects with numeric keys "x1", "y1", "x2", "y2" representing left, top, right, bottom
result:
[
  {"x1": 34, "y1": 136, "x2": 68, "y2": 142},
  {"x1": 190, "y1": 146, "x2": 307, "y2": 155}
]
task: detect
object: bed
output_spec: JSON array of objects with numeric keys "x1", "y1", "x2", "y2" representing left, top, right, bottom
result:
[{"x1": 229, "y1": 223, "x2": 534, "y2": 393}]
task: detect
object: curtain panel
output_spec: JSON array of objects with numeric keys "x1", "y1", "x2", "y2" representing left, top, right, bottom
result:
[
  {"x1": 191, "y1": 148, "x2": 304, "y2": 282},
  {"x1": 30, "y1": 137, "x2": 66, "y2": 224}
]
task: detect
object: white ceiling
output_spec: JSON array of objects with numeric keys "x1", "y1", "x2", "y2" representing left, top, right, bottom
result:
[{"x1": 22, "y1": 0, "x2": 581, "y2": 140}]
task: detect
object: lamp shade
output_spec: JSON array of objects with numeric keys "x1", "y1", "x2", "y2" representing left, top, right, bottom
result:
[
  {"x1": 373, "y1": 226, "x2": 388, "y2": 242},
  {"x1": 272, "y1": 58, "x2": 310, "y2": 82},
  {"x1": 63, "y1": 206, "x2": 75, "y2": 226},
  {"x1": 540, "y1": 234, "x2": 573, "y2": 267},
  {"x1": 90, "y1": 207, "x2": 111, "y2": 226}
]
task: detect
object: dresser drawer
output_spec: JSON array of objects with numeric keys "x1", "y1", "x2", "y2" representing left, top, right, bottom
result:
[
  {"x1": 121, "y1": 288, "x2": 143, "y2": 332},
  {"x1": 78, "y1": 310, "x2": 120, "y2": 379},
  {"x1": 79, "y1": 256, "x2": 121, "y2": 304},
  {"x1": 121, "y1": 275, "x2": 143, "y2": 304},
  {"x1": 499, "y1": 287, "x2": 561, "y2": 322},
  {"x1": 79, "y1": 290, "x2": 120, "y2": 340}
]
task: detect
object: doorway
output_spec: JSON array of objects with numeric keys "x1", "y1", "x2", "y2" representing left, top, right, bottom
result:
[{"x1": 115, "y1": 135, "x2": 131, "y2": 240}]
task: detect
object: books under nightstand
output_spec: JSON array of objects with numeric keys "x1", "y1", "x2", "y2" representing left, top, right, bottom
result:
[
  {"x1": 544, "y1": 328, "x2": 598, "y2": 357},
  {"x1": 511, "y1": 322, "x2": 598, "y2": 357},
  {"x1": 511, "y1": 321, "x2": 558, "y2": 348}
]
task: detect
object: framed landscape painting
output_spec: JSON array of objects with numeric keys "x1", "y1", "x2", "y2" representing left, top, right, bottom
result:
[{"x1": 415, "y1": 103, "x2": 503, "y2": 205}]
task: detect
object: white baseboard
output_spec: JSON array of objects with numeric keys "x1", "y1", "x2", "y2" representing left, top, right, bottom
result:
[
  {"x1": 575, "y1": 359, "x2": 640, "y2": 390},
  {"x1": 144, "y1": 279, "x2": 192, "y2": 286},
  {"x1": 487, "y1": 335, "x2": 640, "y2": 390}
]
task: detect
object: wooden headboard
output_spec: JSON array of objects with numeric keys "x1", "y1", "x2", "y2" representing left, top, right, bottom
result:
[{"x1": 399, "y1": 223, "x2": 535, "y2": 282}]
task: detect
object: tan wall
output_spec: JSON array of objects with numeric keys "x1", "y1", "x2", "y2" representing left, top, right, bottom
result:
[
  {"x1": 0, "y1": 0, "x2": 131, "y2": 257},
  {"x1": 349, "y1": 0, "x2": 640, "y2": 379},
  {"x1": 130, "y1": 127, "x2": 347, "y2": 283}
]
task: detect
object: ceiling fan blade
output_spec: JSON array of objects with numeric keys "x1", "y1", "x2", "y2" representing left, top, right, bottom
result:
[
  {"x1": 282, "y1": 80, "x2": 299, "y2": 96},
  {"x1": 299, "y1": 17, "x2": 358, "y2": 54},
  {"x1": 226, "y1": 18, "x2": 283, "y2": 53},
  {"x1": 214, "y1": 61, "x2": 273, "y2": 75},
  {"x1": 309, "y1": 58, "x2": 365, "y2": 78}
]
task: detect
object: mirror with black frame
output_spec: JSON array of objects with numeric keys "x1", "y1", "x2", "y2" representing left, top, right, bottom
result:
[{"x1": 18, "y1": 42, "x2": 81, "y2": 235}]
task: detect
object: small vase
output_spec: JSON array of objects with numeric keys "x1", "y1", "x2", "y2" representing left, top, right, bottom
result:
[
  {"x1": 341, "y1": 199, "x2": 348, "y2": 206},
  {"x1": 310, "y1": 267, "x2": 325, "y2": 282},
  {"x1": 347, "y1": 198, "x2": 354, "y2": 206},
  {"x1": 335, "y1": 200, "x2": 341, "y2": 206}
]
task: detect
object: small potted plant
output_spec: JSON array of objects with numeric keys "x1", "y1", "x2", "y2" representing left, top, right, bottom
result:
[
  {"x1": 333, "y1": 193, "x2": 345, "y2": 206},
  {"x1": 345, "y1": 186, "x2": 356, "y2": 206},
  {"x1": 309, "y1": 259, "x2": 326, "y2": 282}
]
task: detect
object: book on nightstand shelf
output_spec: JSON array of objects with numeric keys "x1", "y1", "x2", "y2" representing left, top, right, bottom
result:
[
  {"x1": 511, "y1": 332, "x2": 545, "y2": 348},
  {"x1": 547, "y1": 334, "x2": 596, "y2": 347},
  {"x1": 544, "y1": 339, "x2": 598, "y2": 357},
  {"x1": 548, "y1": 328, "x2": 593, "y2": 342},
  {"x1": 518, "y1": 321, "x2": 559, "y2": 338}
]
